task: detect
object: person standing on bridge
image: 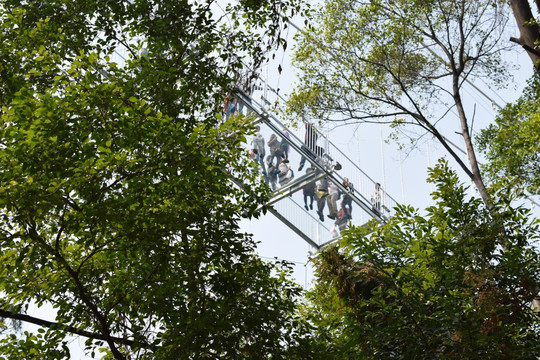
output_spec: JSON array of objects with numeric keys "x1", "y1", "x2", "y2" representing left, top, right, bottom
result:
[
  {"x1": 298, "y1": 118, "x2": 319, "y2": 172},
  {"x1": 327, "y1": 180, "x2": 339, "y2": 220},
  {"x1": 267, "y1": 133, "x2": 282, "y2": 167},
  {"x1": 302, "y1": 168, "x2": 316, "y2": 211},
  {"x1": 342, "y1": 177, "x2": 354, "y2": 218},
  {"x1": 265, "y1": 156, "x2": 278, "y2": 191},
  {"x1": 335, "y1": 202, "x2": 350, "y2": 233},
  {"x1": 278, "y1": 158, "x2": 294, "y2": 187},
  {"x1": 280, "y1": 130, "x2": 290, "y2": 160},
  {"x1": 315, "y1": 178, "x2": 328, "y2": 222},
  {"x1": 224, "y1": 93, "x2": 237, "y2": 120},
  {"x1": 371, "y1": 182, "x2": 382, "y2": 215},
  {"x1": 251, "y1": 126, "x2": 267, "y2": 179}
]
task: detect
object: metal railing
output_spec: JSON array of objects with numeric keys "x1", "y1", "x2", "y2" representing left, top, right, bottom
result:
[{"x1": 233, "y1": 88, "x2": 400, "y2": 248}]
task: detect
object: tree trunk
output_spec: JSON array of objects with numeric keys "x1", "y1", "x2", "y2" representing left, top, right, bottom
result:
[
  {"x1": 453, "y1": 76, "x2": 492, "y2": 207},
  {"x1": 509, "y1": 0, "x2": 540, "y2": 77}
]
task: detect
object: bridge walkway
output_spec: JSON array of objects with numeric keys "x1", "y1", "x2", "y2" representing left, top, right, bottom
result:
[{"x1": 234, "y1": 89, "x2": 399, "y2": 249}]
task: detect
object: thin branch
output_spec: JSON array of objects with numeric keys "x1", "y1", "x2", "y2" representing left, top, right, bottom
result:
[
  {"x1": 27, "y1": 226, "x2": 127, "y2": 360},
  {"x1": 0, "y1": 307, "x2": 154, "y2": 350}
]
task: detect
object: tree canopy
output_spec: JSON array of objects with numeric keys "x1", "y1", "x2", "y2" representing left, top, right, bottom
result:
[
  {"x1": 478, "y1": 77, "x2": 540, "y2": 197},
  {"x1": 0, "y1": 1, "x2": 317, "y2": 359},
  {"x1": 307, "y1": 161, "x2": 540, "y2": 359},
  {"x1": 290, "y1": 1, "x2": 540, "y2": 358},
  {"x1": 4, "y1": 0, "x2": 540, "y2": 358}
]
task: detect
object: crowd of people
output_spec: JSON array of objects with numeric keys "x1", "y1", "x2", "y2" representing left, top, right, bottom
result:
[
  {"x1": 226, "y1": 93, "x2": 387, "y2": 239},
  {"x1": 249, "y1": 124, "x2": 363, "y2": 237},
  {"x1": 247, "y1": 118, "x2": 384, "y2": 238}
]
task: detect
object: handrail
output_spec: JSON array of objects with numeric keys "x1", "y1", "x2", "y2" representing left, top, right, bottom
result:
[{"x1": 233, "y1": 88, "x2": 401, "y2": 248}]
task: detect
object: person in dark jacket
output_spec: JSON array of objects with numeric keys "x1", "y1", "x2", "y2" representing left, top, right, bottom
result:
[
  {"x1": 267, "y1": 133, "x2": 282, "y2": 167},
  {"x1": 280, "y1": 131, "x2": 290, "y2": 160},
  {"x1": 266, "y1": 156, "x2": 278, "y2": 191},
  {"x1": 342, "y1": 177, "x2": 354, "y2": 218},
  {"x1": 302, "y1": 168, "x2": 316, "y2": 211}
]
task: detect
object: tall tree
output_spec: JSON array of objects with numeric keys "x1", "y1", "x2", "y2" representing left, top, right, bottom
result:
[
  {"x1": 477, "y1": 0, "x2": 540, "y2": 200},
  {"x1": 289, "y1": 0, "x2": 514, "y2": 206},
  {"x1": 307, "y1": 161, "x2": 540, "y2": 359},
  {"x1": 0, "y1": 1, "x2": 316, "y2": 359},
  {"x1": 509, "y1": 0, "x2": 540, "y2": 77}
]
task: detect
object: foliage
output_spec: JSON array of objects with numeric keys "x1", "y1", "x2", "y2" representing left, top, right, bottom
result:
[
  {"x1": 0, "y1": 1, "x2": 316, "y2": 359},
  {"x1": 289, "y1": 0, "x2": 517, "y2": 204},
  {"x1": 289, "y1": 0, "x2": 511, "y2": 121},
  {"x1": 307, "y1": 160, "x2": 540, "y2": 359},
  {"x1": 477, "y1": 77, "x2": 540, "y2": 196}
]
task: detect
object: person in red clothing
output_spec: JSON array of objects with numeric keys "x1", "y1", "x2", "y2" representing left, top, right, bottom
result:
[{"x1": 335, "y1": 202, "x2": 350, "y2": 234}]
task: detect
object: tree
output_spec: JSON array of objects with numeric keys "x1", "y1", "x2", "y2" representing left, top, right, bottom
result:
[
  {"x1": 477, "y1": 77, "x2": 540, "y2": 196},
  {"x1": 289, "y1": 1, "x2": 540, "y2": 357},
  {"x1": 306, "y1": 161, "x2": 540, "y2": 359},
  {"x1": 289, "y1": 0, "x2": 515, "y2": 206},
  {"x1": 0, "y1": 1, "x2": 317, "y2": 359},
  {"x1": 475, "y1": 0, "x2": 540, "y2": 203},
  {"x1": 509, "y1": 0, "x2": 540, "y2": 77}
]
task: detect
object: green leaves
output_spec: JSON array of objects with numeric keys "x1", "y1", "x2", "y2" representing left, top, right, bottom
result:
[
  {"x1": 0, "y1": 1, "x2": 314, "y2": 359},
  {"x1": 289, "y1": 0, "x2": 512, "y2": 194},
  {"x1": 478, "y1": 77, "x2": 540, "y2": 196},
  {"x1": 307, "y1": 161, "x2": 540, "y2": 359},
  {"x1": 0, "y1": 330, "x2": 70, "y2": 359}
]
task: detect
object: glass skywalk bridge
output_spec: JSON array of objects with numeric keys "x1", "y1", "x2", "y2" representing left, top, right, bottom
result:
[
  {"x1": 234, "y1": 89, "x2": 399, "y2": 249},
  {"x1": 107, "y1": 46, "x2": 395, "y2": 248}
]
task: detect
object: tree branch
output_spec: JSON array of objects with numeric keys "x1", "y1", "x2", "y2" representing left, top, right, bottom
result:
[
  {"x1": 27, "y1": 226, "x2": 128, "y2": 360},
  {"x1": 510, "y1": 36, "x2": 540, "y2": 57},
  {"x1": 0, "y1": 307, "x2": 153, "y2": 350}
]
